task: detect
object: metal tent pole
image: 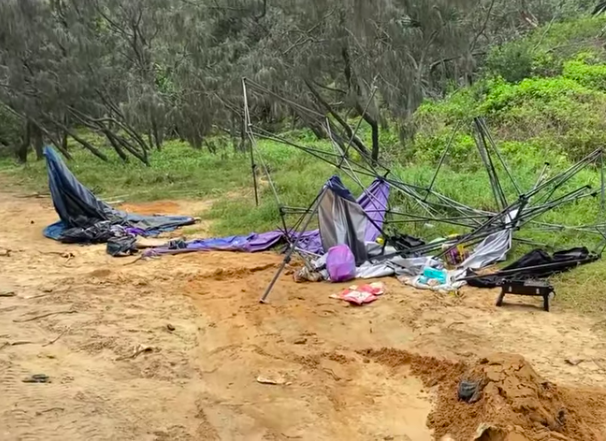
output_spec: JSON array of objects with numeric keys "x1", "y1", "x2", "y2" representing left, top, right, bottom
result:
[
  {"x1": 259, "y1": 186, "x2": 328, "y2": 304},
  {"x1": 242, "y1": 78, "x2": 259, "y2": 207}
]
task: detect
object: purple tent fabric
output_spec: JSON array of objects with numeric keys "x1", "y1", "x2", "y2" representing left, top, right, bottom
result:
[
  {"x1": 359, "y1": 178, "x2": 390, "y2": 242},
  {"x1": 143, "y1": 230, "x2": 321, "y2": 257},
  {"x1": 144, "y1": 178, "x2": 389, "y2": 257}
]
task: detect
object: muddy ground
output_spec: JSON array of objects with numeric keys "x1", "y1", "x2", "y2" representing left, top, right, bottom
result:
[{"x1": 1, "y1": 188, "x2": 606, "y2": 440}]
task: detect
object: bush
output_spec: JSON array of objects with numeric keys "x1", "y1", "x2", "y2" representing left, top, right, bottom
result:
[
  {"x1": 484, "y1": 16, "x2": 606, "y2": 84},
  {"x1": 485, "y1": 40, "x2": 535, "y2": 83},
  {"x1": 563, "y1": 54, "x2": 606, "y2": 90}
]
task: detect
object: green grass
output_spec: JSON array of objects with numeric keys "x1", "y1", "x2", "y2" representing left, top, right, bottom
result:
[{"x1": 0, "y1": 136, "x2": 255, "y2": 202}]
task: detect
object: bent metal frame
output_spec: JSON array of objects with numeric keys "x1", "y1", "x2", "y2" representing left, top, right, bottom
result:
[{"x1": 241, "y1": 78, "x2": 606, "y2": 303}]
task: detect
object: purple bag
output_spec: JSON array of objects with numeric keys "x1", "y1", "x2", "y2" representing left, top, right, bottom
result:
[{"x1": 326, "y1": 245, "x2": 356, "y2": 282}]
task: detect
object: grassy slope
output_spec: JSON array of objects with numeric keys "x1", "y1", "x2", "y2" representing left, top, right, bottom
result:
[
  {"x1": 3, "y1": 17, "x2": 606, "y2": 313},
  {"x1": 410, "y1": 16, "x2": 606, "y2": 314}
]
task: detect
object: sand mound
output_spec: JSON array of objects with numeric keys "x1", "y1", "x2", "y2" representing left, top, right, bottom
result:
[{"x1": 361, "y1": 349, "x2": 606, "y2": 441}]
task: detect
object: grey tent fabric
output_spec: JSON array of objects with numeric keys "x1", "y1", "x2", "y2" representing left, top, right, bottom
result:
[
  {"x1": 318, "y1": 176, "x2": 369, "y2": 265},
  {"x1": 460, "y1": 209, "x2": 518, "y2": 270},
  {"x1": 460, "y1": 229, "x2": 512, "y2": 270}
]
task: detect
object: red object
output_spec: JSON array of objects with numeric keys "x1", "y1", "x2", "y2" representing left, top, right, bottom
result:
[{"x1": 336, "y1": 283, "x2": 386, "y2": 305}]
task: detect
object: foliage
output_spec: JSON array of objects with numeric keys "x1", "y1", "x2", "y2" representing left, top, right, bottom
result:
[
  {"x1": 0, "y1": 0, "x2": 596, "y2": 163},
  {"x1": 411, "y1": 16, "x2": 606, "y2": 165},
  {"x1": 484, "y1": 16, "x2": 606, "y2": 82},
  {"x1": 485, "y1": 40, "x2": 536, "y2": 83}
]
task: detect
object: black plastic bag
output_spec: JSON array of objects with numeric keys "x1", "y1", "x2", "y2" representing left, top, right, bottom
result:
[{"x1": 107, "y1": 236, "x2": 138, "y2": 257}]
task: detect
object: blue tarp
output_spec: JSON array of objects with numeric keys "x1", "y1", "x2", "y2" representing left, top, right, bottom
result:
[{"x1": 43, "y1": 146, "x2": 195, "y2": 241}]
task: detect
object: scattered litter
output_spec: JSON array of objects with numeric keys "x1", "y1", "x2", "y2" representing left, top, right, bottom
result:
[
  {"x1": 166, "y1": 323, "x2": 176, "y2": 332},
  {"x1": 293, "y1": 266, "x2": 324, "y2": 283},
  {"x1": 399, "y1": 267, "x2": 466, "y2": 293},
  {"x1": 22, "y1": 374, "x2": 50, "y2": 384},
  {"x1": 422, "y1": 267, "x2": 448, "y2": 284},
  {"x1": 24, "y1": 292, "x2": 55, "y2": 300},
  {"x1": 256, "y1": 373, "x2": 289, "y2": 385},
  {"x1": 565, "y1": 357, "x2": 586, "y2": 366},
  {"x1": 473, "y1": 424, "x2": 506, "y2": 440},
  {"x1": 14, "y1": 192, "x2": 50, "y2": 199},
  {"x1": 13, "y1": 310, "x2": 77, "y2": 323},
  {"x1": 116, "y1": 344, "x2": 153, "y2": 361},
  {"x1": 458, "y1": 379, "x2": 482, "y2": 403},
  {"x1": 44, "y1": 326, "x2": 72, "y2": 347},
  {"x1": 42, "y1": 251, "x2": 75, "y2": 259},
  {"x1": 330, "y1": 282, "x2": 387, "y2": 305},
  {"x1": 0, "y1": 341, "x2": 35, "y2": 351},
  {"x1": 35, "y1": 407, "x2": 64, "y2": 416}
]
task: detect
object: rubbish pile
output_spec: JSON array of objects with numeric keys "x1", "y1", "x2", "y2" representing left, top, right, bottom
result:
[{"x1": 362, "y1": 349, "x2": 606, "y2": 441}]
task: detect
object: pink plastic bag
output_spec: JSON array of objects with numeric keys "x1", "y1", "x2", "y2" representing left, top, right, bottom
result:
[
  {"x1": 326, "y1": 245, "x2": 356, "y2": 282},
  {"x1": 331, "y1": 282, "x2": 387, "y2": 305}
]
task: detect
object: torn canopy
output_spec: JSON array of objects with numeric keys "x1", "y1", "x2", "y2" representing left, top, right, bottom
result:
[
  {"x1": 319, "y1": 176, "x2": 372, "y2": 264},
  {"x1": 42, "y1": 146, "x2": 195, "y2": 242}
]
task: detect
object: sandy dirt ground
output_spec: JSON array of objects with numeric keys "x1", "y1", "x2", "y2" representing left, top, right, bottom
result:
[{"x1": 1, "y1": 186, "x2": 606, "y2": 440}]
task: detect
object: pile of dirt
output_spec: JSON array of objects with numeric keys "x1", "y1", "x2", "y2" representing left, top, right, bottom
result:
[{"x1": 361, "y1": 349, "x2": 606, "y2": 441}]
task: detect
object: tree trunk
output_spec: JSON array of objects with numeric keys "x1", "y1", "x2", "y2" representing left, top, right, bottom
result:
[
  {"x1": 103, "y1": 129, "x2": 130, "y2": 162},
  {"x1": 151, "y1": 116, "x2": 162, "y2": 150},
  {"x1": 16, "y1": 121, "x2": 30, "y2": 163},
  {"x1": 370, "y1": 119, "x2": 379, "y2": 164},
  {"x1": 61, "y1": 131, "x2": 69, "y2": 152},
  {"x1": 53, "y1": 121, "x2": 109, "y2": 162},
  {"x1": 356, "y1": 104, "x2": 380, "y2": 163},
  {"x1": 31, "y1": 121, "x2": 44, "y2": 161},
  {"x1": 304, "y1": 79, "x2": 370, "y2": 157}
]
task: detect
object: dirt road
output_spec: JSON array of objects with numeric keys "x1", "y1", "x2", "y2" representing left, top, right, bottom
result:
[{"x1": 1, "y1": 188, "x2": 606, "y2": 440}]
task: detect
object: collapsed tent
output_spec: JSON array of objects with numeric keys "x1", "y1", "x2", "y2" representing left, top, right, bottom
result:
[
  {"x1": 465, "y1": 247, "x2": 599, "y2": 288},
  {"x1": 144, "y1": 177, "x2": 390, "y2": 258},
  {"x1": 43, "y1": 146, "x2": 195, "y2": 243}
]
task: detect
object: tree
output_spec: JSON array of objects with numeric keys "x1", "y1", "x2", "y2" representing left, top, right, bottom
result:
[{"x1": 0, "y1": 0, "x2": 594, "y2": 164}]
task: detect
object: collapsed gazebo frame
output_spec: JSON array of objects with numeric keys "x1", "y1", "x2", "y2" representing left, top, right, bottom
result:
[{"x1": 241, "y1": 78, "x2": 606, "y2": 302}]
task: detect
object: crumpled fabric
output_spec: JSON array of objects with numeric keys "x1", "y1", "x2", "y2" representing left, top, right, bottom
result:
[
  {"x1": 59, "y1": 221, "x2": 116, "y2": 243},
  {"x1": 106, "y1": 236, "x2": 138, "y2": 257}
]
